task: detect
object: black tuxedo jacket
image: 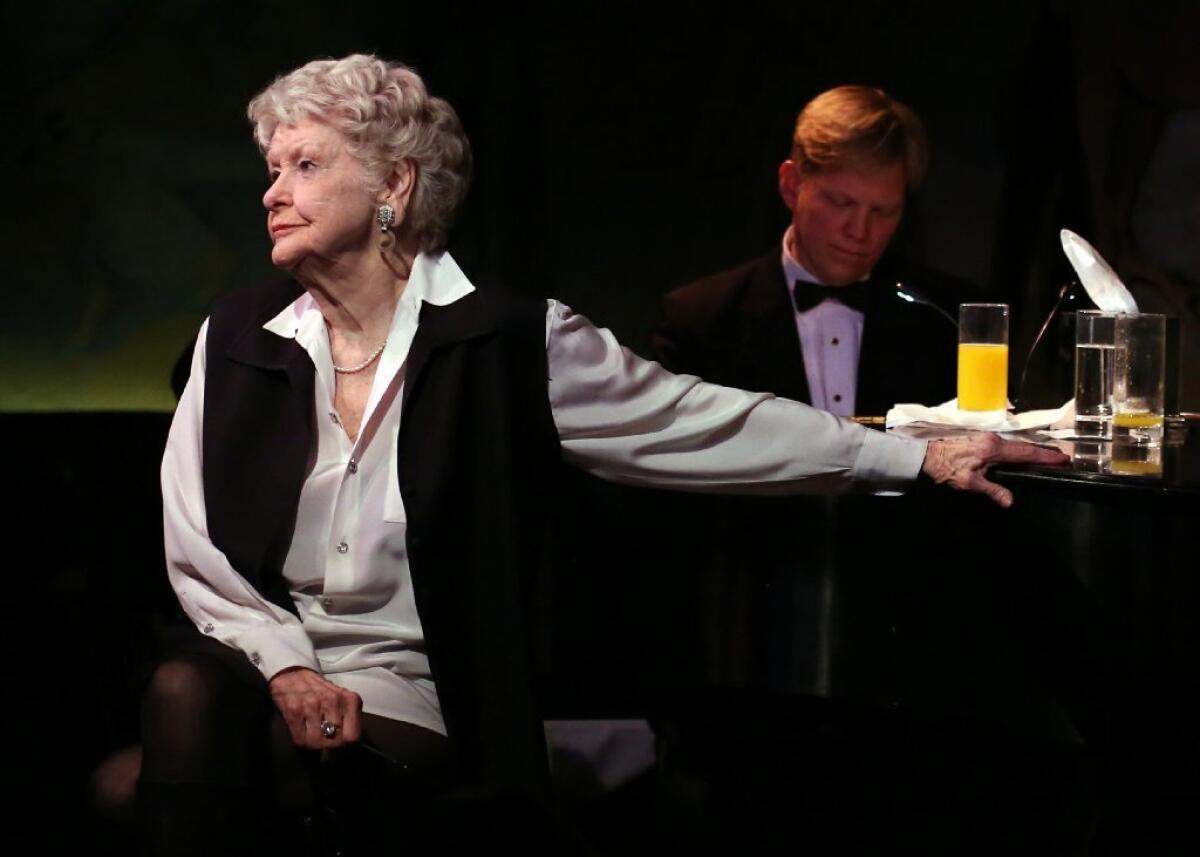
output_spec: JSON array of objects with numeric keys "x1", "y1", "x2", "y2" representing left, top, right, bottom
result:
[{"x1": 651, "y1": 251, "x2": 962, "y2": 416}]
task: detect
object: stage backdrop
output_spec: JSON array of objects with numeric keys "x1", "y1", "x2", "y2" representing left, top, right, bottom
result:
[{"x1": 13, "y1": 0, "x2": 1193, "y2": 412}]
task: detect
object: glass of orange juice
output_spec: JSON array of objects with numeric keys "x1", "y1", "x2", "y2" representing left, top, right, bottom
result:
[
  {"x1": 1112, "y1": 313, "x2": 1166, "y2": 446},
  {"x1": 957, "y1": 303, "x2": 1009, "y2": 411}
]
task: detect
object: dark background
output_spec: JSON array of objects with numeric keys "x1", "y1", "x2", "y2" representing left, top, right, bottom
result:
[
  {"x1": 8, "y1": 0, "x2": 1198, "y2": 412},
  {"x1": 4, "y1": 0, "x2": 1200, "y2": 852}
]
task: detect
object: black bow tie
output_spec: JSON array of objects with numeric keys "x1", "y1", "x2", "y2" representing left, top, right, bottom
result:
[{"x1": 792, "y1": 278, "x2": 876, "y2": 314}]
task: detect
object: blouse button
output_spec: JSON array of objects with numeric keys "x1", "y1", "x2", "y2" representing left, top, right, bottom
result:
[
  {"x1": 336, "y1": 541, "x2": 350, "y2": 554},
  {"x1": 202, "y1": 623, "x2": 214, "y2": 634},
  {"x1": 347, "y1": 460, "x2": 358, "y2": 474},
  {"x1": 322, "y1": 597, "x2": 334, "y2": 610},
  {"x1": 328, "y1": 412, "x2": 340, "y2": 426},
  {"x1": 249, "y1": 652, "x2": 262, "y2": 666}
]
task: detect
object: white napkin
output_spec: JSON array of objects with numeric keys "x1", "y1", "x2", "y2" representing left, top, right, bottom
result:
[
  {"x1": 1059, "y1": 229, "x2": 1138, "y2": 313},
  {"x1": 886, "y1": 399, "x2": 1074, "y2": 432}
]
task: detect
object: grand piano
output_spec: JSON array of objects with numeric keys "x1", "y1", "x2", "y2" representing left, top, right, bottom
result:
[{"x1": 544, "y1": 419, "x2": 1200, "y2": 852}]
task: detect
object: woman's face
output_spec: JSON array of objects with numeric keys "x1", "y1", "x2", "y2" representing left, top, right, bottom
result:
[{"x1": 262, "y1": 118, "x2": 376, "y2": 271}]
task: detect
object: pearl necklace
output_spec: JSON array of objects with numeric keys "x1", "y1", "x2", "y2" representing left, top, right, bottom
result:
[{"x1": 333, "y1": 339, "x2": 387, "y2": 374}]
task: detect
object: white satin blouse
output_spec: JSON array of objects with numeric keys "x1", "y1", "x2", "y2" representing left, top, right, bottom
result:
[{"x1": 161, "y1": 252, "x2": 927, "y2": 734}]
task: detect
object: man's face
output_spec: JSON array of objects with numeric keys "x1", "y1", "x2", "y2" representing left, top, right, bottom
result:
[{"x1": 779, "y1": 159, "x2": 907, "y2": 286}]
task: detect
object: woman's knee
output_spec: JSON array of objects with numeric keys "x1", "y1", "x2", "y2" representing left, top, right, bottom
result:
[
  {"x1": 90, "y1": 745, "x2": 142, "y2": 822},
  {"x1": 142, "y1": 658, "x2": 222, "y2": 725},
  {"x1": 140, "y1": 655, "x2": 268, "y2": 784}
]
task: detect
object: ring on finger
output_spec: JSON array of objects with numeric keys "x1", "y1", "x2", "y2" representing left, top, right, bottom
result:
[{"x1": 320, "y1": 719, "x2": 339, "y2": 739}]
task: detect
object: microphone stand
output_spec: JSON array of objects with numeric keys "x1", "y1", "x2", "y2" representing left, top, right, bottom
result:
[{"x1": 1014, "y1": 279, "x2": 1086, "y2": 410}]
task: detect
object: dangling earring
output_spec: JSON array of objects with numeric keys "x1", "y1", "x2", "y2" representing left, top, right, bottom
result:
[{"x1": 377, "y1": 204, "x2": 396, "y2": 233}]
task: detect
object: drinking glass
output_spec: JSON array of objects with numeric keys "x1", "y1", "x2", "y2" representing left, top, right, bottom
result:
[
  {"x1": 957, "y1": 303, "x2": 1009, "y2": 411},
  {"x1": 1074, "y1": 311, "x2": 1114, "y2": 438},
  {"x1": 1071, "y1": 439, "x2": 1109, "y2": 473},
  {"x1": 1108, "y1": 442, "x2": 1162, "y2": 477},
  {"x1": 1112, "y1": 313, "x2": 1166, "y2": 446}
]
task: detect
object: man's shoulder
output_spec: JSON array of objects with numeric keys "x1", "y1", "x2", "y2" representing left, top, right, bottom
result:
[{"x1": 661, "y1": 251, "x2": 782, "y2": 325}]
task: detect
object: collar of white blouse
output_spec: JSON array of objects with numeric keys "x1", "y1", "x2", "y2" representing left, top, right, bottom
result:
[
  {"x1": 261, "y1": 251, "x2": 477, "y2": 423},
  {"x1": 259, "y1": 251, "x2": 478, "y2": 524}
]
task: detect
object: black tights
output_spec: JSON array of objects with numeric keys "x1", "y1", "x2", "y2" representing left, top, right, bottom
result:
[{"x1": 138, "y1": 638, "x2": 449, "y2": 856}]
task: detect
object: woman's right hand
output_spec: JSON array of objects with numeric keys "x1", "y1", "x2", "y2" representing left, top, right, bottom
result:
[{"x1": 268, "y1": 666, "x2": 363, "y2": 749}]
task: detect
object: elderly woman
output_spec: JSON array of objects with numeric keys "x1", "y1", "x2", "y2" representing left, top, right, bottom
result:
[{"x1": 138, "y1": 54, "x2": 1059, "y2": 854}]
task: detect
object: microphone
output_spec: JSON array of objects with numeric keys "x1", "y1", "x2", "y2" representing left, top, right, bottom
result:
[{"x1": 890, "y1": 281, "x2": 959, "y2": 330}]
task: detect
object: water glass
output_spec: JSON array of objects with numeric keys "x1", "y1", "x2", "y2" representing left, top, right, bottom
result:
[
  {"x1": 1074, "y1": 311, "x2": 1114, "y2": 438},
  {"x1": 1108, "y1": 442, "x2": 1162, "y2": 477},
  {"x1": 1112, "y1": 313, "x2": 1166, "y2": 446},
  {"x1": 1071, "y1": 439, "x2": 1109, "y2": 473}
]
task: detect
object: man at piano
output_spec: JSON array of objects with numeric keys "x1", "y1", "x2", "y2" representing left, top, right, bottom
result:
[
  {"x1": 652, "y1": 84, "x2": 961, "y2": 416},
  {"x1": 642, "y1": 85, "x2": 992, "y2": 853}
]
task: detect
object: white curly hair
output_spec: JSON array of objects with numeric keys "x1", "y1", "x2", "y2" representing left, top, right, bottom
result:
[{"x1": 248, "y1": 54, "x2": 472, "y2": 253}]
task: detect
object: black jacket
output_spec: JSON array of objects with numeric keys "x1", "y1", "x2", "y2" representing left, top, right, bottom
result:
[{"x1": 651, "y1": 251, "x2": 962, "y2": 416}]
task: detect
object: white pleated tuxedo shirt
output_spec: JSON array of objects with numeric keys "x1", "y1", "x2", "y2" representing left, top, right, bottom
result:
[
  {"x1": 162, "y1": 252, "x2": 927, "y2": 734},
  {"x1": 782, "y1": 226, "x2": 866, "y2": 418}
]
